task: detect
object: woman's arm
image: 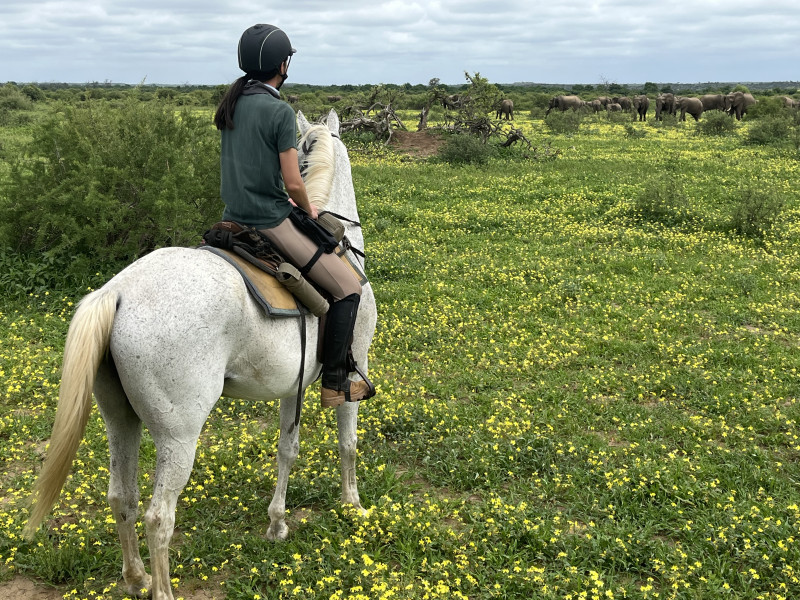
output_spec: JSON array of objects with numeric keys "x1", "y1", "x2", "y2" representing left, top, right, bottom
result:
[{"x1": 280, "y1": 147, "x2": 318, "y2": 219}]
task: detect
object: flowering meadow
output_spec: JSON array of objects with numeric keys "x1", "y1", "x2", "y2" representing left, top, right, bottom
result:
[{"x1": 2, "y1": 112, "x2": 800, "y2": 599}]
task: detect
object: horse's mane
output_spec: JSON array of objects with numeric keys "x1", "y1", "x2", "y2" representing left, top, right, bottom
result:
[{"x1": 298, "y1": 124, "x2": 335, "y2": 211}]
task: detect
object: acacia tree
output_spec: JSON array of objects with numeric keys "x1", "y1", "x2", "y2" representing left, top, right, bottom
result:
[{"x1": 448, "y1": 72, "x2": 504, "y2": 141}]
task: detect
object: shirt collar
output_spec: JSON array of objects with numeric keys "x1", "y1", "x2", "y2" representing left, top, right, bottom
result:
[{"x1": 244, "y1": 80, "x2": 281, "y2": 99}]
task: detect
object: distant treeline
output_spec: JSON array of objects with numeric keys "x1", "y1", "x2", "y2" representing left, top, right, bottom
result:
[{"x1": 4, "y1": 79, "x2": 799, "y2": 111}]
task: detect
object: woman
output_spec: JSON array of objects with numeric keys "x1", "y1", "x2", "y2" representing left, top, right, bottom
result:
[{"x1": 214, "y1": 24, "x2": 373, "y2": 408}]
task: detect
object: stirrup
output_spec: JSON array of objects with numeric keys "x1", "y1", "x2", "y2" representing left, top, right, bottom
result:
[{"x1": 351, "y1": 361, "x2": 376, "y2": 401}]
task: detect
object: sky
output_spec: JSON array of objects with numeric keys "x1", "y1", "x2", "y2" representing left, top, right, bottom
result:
[{"x1": 1, "y1": 0, "x2": 798, "y2": 87}]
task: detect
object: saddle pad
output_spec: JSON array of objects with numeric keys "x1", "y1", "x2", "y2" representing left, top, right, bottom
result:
[{"x1": 199, "y1": 246, "x2": 302, "y2": 317}]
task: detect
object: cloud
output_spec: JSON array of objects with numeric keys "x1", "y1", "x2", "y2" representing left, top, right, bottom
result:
[{"x1": 0, "y1": 0, "x2": 797, "y2": 85}]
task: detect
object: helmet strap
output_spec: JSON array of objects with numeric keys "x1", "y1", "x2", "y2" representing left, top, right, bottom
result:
[{"x1": 275, "y1": 56, "x2": 291, "y2": 89}]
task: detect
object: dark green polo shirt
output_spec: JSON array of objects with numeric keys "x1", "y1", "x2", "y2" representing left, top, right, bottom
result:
[{"x1": 220, "y1": 92, "x2": 297, "y2": 229}]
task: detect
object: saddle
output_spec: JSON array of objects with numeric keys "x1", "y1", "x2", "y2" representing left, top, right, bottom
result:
[
  {"x1": 199, "y1": 219, "x2": 370, "y2": 425},
  {"x1": 199, "y1": 220, "x2": 366, "y2": 317}
]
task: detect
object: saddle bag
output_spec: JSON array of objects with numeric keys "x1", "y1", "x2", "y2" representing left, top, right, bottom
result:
[
  {"x1": 275, "y1": 263, "x2": 329, "y2": 317},
  {"x1": 317, "y1": 211, "x2": 345, "y2": 243},
  {"x1": 288, "y1": 206, "x2": 339, "y2": 253}
]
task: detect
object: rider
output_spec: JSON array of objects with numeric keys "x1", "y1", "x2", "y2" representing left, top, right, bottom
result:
[{"x1": 214, "y1": 23, "x2": 373, "y2": 408}]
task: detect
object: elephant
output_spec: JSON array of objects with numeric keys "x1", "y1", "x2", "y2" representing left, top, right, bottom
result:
[
  {"x1": 700, "y1": 94, "x2": 726, "y2": 112},
  {"x1": 632, "y1": 95, "x2": 649, "y2": 121},
  {"x1": 781, "y1": 96, "x2": 798, "y2": 109},
  {"x1": 327, "y1": 95, "x2": 343, "y2": 103},
  {"x1": 589, "y1": 99, "x2": 603, "y2": 113},
  {"x1": 677, "y1": 97, "x2": 703, "y2": 121},
  {"x1": 545, "y1": 94, "x2": 584, "y2": 116},
  {"x1": 607, "y1": 102, "x2": 623, "y2": 112},
  {"x1": 286, "y1": 94, "x2": 300, "y2": 104},
  {"x1": 613, "y1": 96, "x2": 632, "y2": 111},
  {"x1": 441, "y1": 94, "x2": 463, "y2": 110},
  {"x1": 496, "y1": 99, "x2": 514, "y2": 120},
  {"x1": 654, "y1": 93, "x2": 676, "y2": 120},
  {"x1": 725, "y1": 92, "x2": 756, "y2": 120},
  {"x1": 595, "y1": 96, "x2": 612, "y2": 107}
]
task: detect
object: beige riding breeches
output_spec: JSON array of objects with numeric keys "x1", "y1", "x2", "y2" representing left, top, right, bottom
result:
[{"x1": 259, "y1": 217, "x2": 361, "y2": 302}]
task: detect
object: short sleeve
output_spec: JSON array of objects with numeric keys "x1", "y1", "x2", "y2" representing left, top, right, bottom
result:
[{"x1": 274, "y1": 103, "x2": 297, "y2": 153}]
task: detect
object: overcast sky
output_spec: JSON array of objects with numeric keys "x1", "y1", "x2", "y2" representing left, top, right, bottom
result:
[{"x1": 1, "y1": 0, "x2": 798, "y2": 87}]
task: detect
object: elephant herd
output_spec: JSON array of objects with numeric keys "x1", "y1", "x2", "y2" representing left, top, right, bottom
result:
[{"x1": 542, "y1": 91, "x2": 789, "y2": 122}]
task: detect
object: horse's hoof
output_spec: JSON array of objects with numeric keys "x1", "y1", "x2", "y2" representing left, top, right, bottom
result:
[
  {"x1": 266, "y1": 521, "x2": 289, "y2": 541},
  {"x1": 125, "y1": 574, "x2": 152, "y2": 598}
]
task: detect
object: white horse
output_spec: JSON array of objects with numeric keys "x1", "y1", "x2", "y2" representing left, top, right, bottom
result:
[{"x1": 24, "y1": 109, "x2": 376, "y2": 600}]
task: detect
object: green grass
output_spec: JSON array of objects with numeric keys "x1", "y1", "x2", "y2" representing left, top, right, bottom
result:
[{"x1": 2, "y1": 110, "x2": 800, "y2": 599}]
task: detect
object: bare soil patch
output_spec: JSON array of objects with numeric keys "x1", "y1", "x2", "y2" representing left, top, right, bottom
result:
[
  {"x1": 0, "y1": 575, "x2": 225, "y2": 599},
  {"x1": 389, "y1": 130, "x2": 445, "y2": 158},
  {"x1": 0, "y1": 577, "x2": 63, "y2": 600}
]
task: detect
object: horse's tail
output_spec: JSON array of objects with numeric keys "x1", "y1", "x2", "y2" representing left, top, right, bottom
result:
[{"x1": 23, "y1": 288, "x2": 118, "y2": 539}]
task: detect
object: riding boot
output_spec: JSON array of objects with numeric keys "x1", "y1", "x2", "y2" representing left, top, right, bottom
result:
[{"x1": 320, "y1": 293, "x2": 375, "y2": 408}]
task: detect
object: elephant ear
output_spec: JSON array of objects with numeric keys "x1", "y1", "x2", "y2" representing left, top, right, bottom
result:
[
  {"x1": 297, "y1": 111, "x2": 312, "y2": 136},
  {"x1": 326, "y1": 109, "x2": 340, "y2": 136}
]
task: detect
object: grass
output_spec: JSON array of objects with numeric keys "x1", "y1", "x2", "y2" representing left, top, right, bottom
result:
[{"x1": 2, "y1": 110, "x2": 800, "y2": 599}]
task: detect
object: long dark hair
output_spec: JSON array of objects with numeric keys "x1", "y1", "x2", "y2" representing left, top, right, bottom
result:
[{"x1": 214, "y1": 69, "x2": 279, "y2": 131}]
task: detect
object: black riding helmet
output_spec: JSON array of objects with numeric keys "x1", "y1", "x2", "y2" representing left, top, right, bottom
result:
[{"x1": 238, "y1": 24, "x2": 296, "y2": 74}]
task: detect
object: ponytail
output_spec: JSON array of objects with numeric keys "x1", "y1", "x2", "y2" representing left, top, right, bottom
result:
[{"x1": 214, "y1": 75, "x2": 249, "y2": 130}]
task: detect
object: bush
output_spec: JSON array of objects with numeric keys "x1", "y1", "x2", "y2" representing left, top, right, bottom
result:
[
  {"x1": 0, "y1": 98, "x2": 221, "y2": 266},
  {"x1": 746, "y1": 115, "x2": 794, "y2": 145},
  {"x1": 20, "y1": 84, "x2": 46, "y2": 102},
  {"x1": 648, "y1": 113, "x2": 679, "y2": 129},
  {"x1": 0, "y1": 84, "x2": 33, "y2": 111},
  {"x1": 606, "y1": 110, "x2": 631, "y2": 125},
  {"x1": 544, "y1": 110, "x2": 583, "y2": 134},
  {"x1": 745, "y1": 96, "x2": 785, "y2": 120},
  {"x1": 634, "y1": 172, "x2": 693, "y2": 226},
  {"x1": 696, "y1": 110, "x2": 738, "y2": 136},
  {"x1": 624, "y1": 124, "x2": 647, "y2": 139},
  {"x1": 729, "y1": 187, "x2": 783, "y2": 241},
  {"x1": 437, "y1": 133, "x2": 494, "y2": 165}
]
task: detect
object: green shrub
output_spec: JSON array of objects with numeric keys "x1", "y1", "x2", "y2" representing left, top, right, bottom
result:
[
  {"x1": 437, "y1": 133, "x2": 494, "y2": 165},
  {"x1": 0, "y1": 98, "x2": 221, "y2": 266},
  {"x1": 624, "y1": 124, "x2": 646, "y2": 138},
  {"x1": 729, "y1": 187, "x2": 783, "y2": 240},
  {"x1": 0, "y1": 84, "x2": 33, "y2": 111},
  {"x1": 20, "y1": 84, "x2": 46, "y2": 102},
  {"x1": 696, "y1": 110, "x2": 738, "y2": 136},
  {"x1": 544, "y1": 110, "x2": 583, "y2": 134},
  {"x1": 634, "y1": 172, "x2": 693, "y2": 226},
  {"x1": 648, "y1": 113, "x2": 679, "y2": 129},
  {"x1": 746, "y1": 115, "x2": 793, "y2": 145},
  {"x1": 606, "y1": 110, "x2": 630, "y2": 125},
  {"x1": 745, "y1": 97, "x2": 785, "y2": 120}
]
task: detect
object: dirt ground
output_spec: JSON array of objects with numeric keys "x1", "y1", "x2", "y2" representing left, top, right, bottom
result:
[
  {"x1": 388, "y1": 129, "x2": 445, "y2": 158},
  {"x1": 0, "y1": 574, "x2": 226, "y2": 599},
  {"x1": 0, "y1": 577, "x2": 63, "y2": 599}
]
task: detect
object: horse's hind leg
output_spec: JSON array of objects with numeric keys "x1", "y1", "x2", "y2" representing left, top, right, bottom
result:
[
  {"x1": 267, "y1": 396, "x2": 301, "y2": 541},
  {"x1": 94, "y1": 362, "x2": 151, "y2": 597},
  {"x1": 144, "y1": 430, "x2": 201, "y2": 600}
]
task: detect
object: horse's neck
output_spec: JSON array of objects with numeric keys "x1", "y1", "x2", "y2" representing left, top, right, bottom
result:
[{"x1": 326, "y1": 150, "x2": 365, "y2": 251}]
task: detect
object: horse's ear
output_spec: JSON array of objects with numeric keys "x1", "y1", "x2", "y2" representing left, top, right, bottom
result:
[
  {"x1": 326, "y1": 109, "x2": 340, "y2": 136},
  {"x1": 297, "y1": 111, "x2": 312, "y2": 136}
]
